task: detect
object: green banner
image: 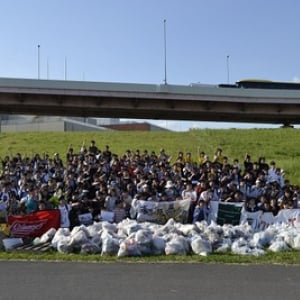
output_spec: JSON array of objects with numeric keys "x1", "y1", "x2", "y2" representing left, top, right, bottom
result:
[{"x1": 217, "y1": 203, "x2": 242, "y2": 226}]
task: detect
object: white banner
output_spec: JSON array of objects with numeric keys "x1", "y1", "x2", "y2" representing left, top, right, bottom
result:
[
  {"x1": 100, "y1": 210, "x2": 115, "y2": 223},
  {"x1": 135, "y1": 198, "x2": 191, "y2": 224},
  {"x1": 240, "y1": 210, "x2": 263, "y2": 230},
  {"x1": 275, "y1": 209, "x2": 300, "y2": 228},
  {"x1": 259, "y1": 212, "x2": 276, "y2": 230},
  {"x1": 131, "y1": 199, "x2": 300, "y2": 228},
  {"x1": 208, "y1": 202, "x2": 300, "y2": 229},
  {"x1": 78, "y1": 212, "x2": 93, "y2": 225}
]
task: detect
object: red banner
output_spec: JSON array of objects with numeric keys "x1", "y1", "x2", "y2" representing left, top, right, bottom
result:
[{"x1": 8, "y1": 210, "x2": 60, "y2": 238}]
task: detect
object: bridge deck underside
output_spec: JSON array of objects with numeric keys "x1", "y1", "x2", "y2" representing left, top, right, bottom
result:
[{"x1": 0, "y1": 90, "x2": 299, "y2": 124}]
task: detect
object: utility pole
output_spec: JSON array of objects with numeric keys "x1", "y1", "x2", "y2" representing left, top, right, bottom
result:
[
  {"x1": 38, "y1": 44, "x2": 41, "y2": 79},
  {"x1": 164, "y1": 19, "x2": 167, "y2": 85},
  {"x1": 227, "y1": 55, "x2": 230, "y2": 84},
  {"x1": 64, "y1": 57, "x2": 67, "y2": 80}
]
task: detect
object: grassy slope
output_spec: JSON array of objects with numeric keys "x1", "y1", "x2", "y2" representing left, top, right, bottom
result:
[
  {"x1": 1, "y1": 129, "x2": 300, "y2": 264},
  {"x1": 1, "y1": 128, "x2": 300, "y2": 183}
]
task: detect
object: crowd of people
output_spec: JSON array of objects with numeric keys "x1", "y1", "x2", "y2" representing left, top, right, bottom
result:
[{"x1": 0, "y1": 140, "x2": 299, "y2": 228}]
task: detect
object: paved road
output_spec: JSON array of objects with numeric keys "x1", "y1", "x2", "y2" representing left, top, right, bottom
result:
[{"x1": 0, "y1": 261, "x2": 299, "y2": 300}]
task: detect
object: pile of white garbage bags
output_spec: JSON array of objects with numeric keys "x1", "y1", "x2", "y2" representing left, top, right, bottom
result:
[{"x1": 36, "y1": 218, "x2": 300, "y2": 257}]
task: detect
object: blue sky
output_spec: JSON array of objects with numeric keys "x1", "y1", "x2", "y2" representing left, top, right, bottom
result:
[{"x1": 1, "y1": 0, "x2": 299, "y2": 130}]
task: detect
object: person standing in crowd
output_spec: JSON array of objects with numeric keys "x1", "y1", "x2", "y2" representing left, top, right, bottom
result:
[
  {"x1": 53, "y1": 153, "x2": 63, "y2": 168},
  {"x1": 175, "y1": 151, "x2": 185, "y2": 165},
  {"x1": 244, "y1": 153, "x2": 253, "y2": 172},
  {"x1": 158, "y1": 148, "x2": 171, "y2": 162},
  {"x1": 269, "y1": 198, "x2": 280, "y2": 216},
  {"x1": 113, "y1": 200, "x2": 126, "y2": 223},
  {"x1": 120, "y1": 190, "x2": 132, "y2": 217},
  {"x1": 1, "y1": 146, "x2": 299, "y2": 228},
  {"x1": 6, "y1": 193, "x2": 20, "y2": 215},
  {"x1": 258, "y1": 157, "x2": 269, "y2": 174},
  {"x1": 66, "y1": 145, "x2": 74, "y2": 162},
  {"x1": 104, "y1": 186, "x2": 119, "y2": 211},
  {"x1": 181, "y1": 182, "x2": 197, "y2": 202},
  {"x1": 213, "y1": 148, "x2": 224, "y2": 168},
  {"x1": 198, "y1": 149, "x2": 206, "y2": 166},
  {"x1": 192, "y1": 199, "x2": 210, "y2": 223},
  {"x1": 164, "y1": 180, "x2": 177, "y2": 201},
  {"x1": 185, "y1": 152, "x2": 194, "y2": 164},
  {"x1": 20, "y1": 186, "x2": 38, "y2": 214},
  {"x1": 58, "y1": 196, "x2": 71, "y2": 228},
  {"x1": 248, "y1": 179, "x2": 264, "y2": 199},
  {"x1": 229, "y1": 166, "x2": 241, "y2": 186},
  {"x1": 0, "y1": 181, "x2": 12, "y2": 204},
  {"x1": 244, "y1": 198, "x2": 259, "y2": 212},
  {"x1": 88, "y1": 140, "x2": 99, "y2": 155},
  {"x1": 102, "y1": 145, "x2": 112, "y2": 162}
]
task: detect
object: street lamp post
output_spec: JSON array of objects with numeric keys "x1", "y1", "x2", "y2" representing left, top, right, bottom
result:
[
  {"x1": 227, "y1": 55, "x2": 230, "y2": 84},
  {"x1": 164, "y1": 19, "x2": 167, "y2": 85},
  {"x1": 38, "y1": 45, "x2": 41, "y2": 79}
]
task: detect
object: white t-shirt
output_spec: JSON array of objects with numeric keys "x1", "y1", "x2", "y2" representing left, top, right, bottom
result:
[
  {"x1": 58, "y1": 204, "x2": 70, "y2": 228},
  {"x1": 182, "y1": 189, "x2": 197, "y2": 202}
]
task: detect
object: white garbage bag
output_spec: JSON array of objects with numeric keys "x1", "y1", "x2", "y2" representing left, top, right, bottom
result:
[
  {"x1": 231, "y1": 237, "x2": 251, "y2": 255},
  {"x1": 71, "y1": 225, "x2": 90, "y2": 239},
  {"x1": 165, "y1": 236, "x2": 190, "y2": 255},
  {"x1": 101, "y1": 236, "x2": 120, "y2": 256},
  {"x1": 176, "y1": 224, "x2": 198, "y2": 237},
  {"x1": 87, "y1": 222, "x2": 102, "y2": 237},
  {"x1": 268, "y1": 237, "x2": 290, "y2": 252},
  {"x1": 119, "y1": 222, "x2": 142, "y2": 237},
  {"x1": 40, "y1": 227, "x2": 57, "y2": 243},
  {"x1": 57, "y1": 236, "x2": 73, "y2": 254},
  {"x1": 194, "y1": 221, "x2": 208, "y2": 234},
  {"x1": 152, "y1": 236, "x2": 166, "y2": 255},
  {"x1": 102, "y1": 221, "x2": 117, "y2": 234},
  {"x1": 117, "y1": 238, "x2": 141, "y2": 257},
  {"x1": 90, "y1": 234, "x2": 102, "y2": 247},
  {"x1": 191, "y1": 237, "x2": 212, "y2": 256},
  {"x1": 135, "y1": 229, "x2": 153, "y2": 255},
  {"x1": 215, "y1": 238, "x2": 232, "y2": 253},
  {"x1": 70, "y1": 228, "x2": 89, "y2": 246},
  {"x1": 293, "y1": 234, "x2": 300, "y2": 250},
  {"x1": 80, "y1": 241, "x2": 101, "y2": 254},
  {"x1": 51, "y1": 228, "x2": 70, "y2": 248},
  {"x1": 251, "y1": 229, "x2": 276, "y2": 248},
  {"x1": 155, "y1": 218, "x2": 180, "y2": 236},
  {"x1": 203, "y1": 227, "x2": 223, "y2": 249}
]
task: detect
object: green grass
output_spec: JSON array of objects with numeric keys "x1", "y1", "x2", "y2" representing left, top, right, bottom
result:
[
  {"x1": 1, "y1": 128, "x2": 300, "y2": 264},
  {"x1": 1, "y1": 250, "x2": 300, "y2": 264},
  {"x1": 1, "y1": 128, "x2": 300, "y2": 183}
]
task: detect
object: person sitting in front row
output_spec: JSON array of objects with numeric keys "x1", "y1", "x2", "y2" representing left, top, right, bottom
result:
[{"x1": 192, "y1": 199, "x2": 210, "y2": 223}]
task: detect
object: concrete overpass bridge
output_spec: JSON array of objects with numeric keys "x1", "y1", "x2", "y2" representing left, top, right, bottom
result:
[{"x1": 0, "y1": 77, "x2": 300, "y2": 125}]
